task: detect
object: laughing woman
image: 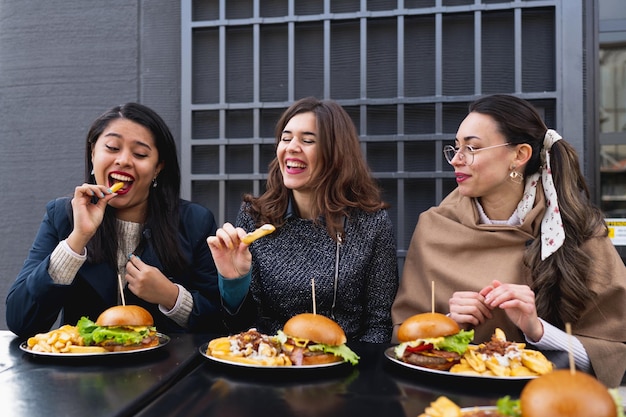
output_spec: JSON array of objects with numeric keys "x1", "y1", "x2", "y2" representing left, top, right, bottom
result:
[
  {"x1": 207, "y1": 97, "x2": 399, "y2": 343},
  {"x1": 7, "y1": 103, "x2": 223, "y2": 337}
]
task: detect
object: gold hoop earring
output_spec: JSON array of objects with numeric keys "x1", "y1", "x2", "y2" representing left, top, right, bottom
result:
[{"x1": 509, "y1": 170, "x2": 524, "y2": 184}]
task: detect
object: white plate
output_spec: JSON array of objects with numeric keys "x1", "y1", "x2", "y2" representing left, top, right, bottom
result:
[
  {"x1": 460, "y1": 406, "x2": 500, "y2": 415},
  {"x1": 20, "y1": 333, "x2": 170, "y2": 357},
  {"x1": 199, "y1": 342, "x2": 348, "y2": 370},
  {"x1": 384, "y1": 346, "x2": 537, "y2": 382}
]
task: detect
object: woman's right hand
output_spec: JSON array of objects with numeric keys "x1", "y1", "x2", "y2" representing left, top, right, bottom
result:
[
  {"x1": 206, "y1": 222, "x2": 252, "y2": 279},
  {"x1": 66, "y1": 183, "x2": 117, "y2": 254},
  {"x1": 448, "y1": 290, "x2": 493, "y2": 330}
]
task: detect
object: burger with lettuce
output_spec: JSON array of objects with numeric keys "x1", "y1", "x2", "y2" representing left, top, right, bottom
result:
[
  {"x1": 77, "y1": 305, "x2": 159, "y2": 352},
  {"x1": 394, "y1": 312, "x2": 474, "y2": 371},
  {"x1": 276, "y1": 313, "x2": 359, "y2": 366}
]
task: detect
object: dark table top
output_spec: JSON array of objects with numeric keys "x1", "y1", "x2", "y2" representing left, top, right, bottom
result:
[
  {"x1": 8, "y1": 330, "x2": 620, "y2": 417},
  {"x1": 135, "y1": 340, "x2": 526, "y2": 417},
  {"x1": 1, "y1": 331, "x2": 208, "y2": 417}
]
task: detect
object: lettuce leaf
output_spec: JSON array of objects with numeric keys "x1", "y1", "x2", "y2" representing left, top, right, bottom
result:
[
  {"x1": 609, "y1": 388, "x2": 625, "y2": 417},
  {"x1": 496, "y1": 395, "x2": 521, "y2": 417},
  {"x1": 275, "y1": 330, "x2": 360, "y2": 365},
  {"x1": 308, "y1": 343, "x2": 360, "y2": 365},
  {"x1": 433, "y1": 329, "x2": 474, "y2": 355},
  {"x1": 76, "y1": 316, "x2": 154, "y2": 346}
]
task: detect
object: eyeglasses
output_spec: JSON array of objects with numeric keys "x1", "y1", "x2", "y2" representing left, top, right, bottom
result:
[{"x1": 443, "y1": 143, "x2": 511, "y2": 166}]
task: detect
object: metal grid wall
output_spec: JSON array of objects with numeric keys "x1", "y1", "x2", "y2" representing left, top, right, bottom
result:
[{"x1": 181, "y1": 0, "x2": 576, "y2": 265}]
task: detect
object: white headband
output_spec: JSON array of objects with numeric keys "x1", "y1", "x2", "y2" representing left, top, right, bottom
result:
[{"x1": 539, "y1": 129, "x2": 564, "y2": 259}]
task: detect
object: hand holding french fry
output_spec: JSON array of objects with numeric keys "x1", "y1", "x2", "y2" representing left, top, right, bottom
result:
[{"x1": 206, "y1": 222, "x2": 254, "y2": 279}]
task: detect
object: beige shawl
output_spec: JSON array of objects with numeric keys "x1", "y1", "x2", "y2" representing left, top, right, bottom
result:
[{"x1": 392, "y1": 187, "x2": 626, "y2": 387}]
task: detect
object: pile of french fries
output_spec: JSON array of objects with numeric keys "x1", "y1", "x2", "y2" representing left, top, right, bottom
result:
[
  {"x1": 26, "y1": 324, "x2": 106, "y2": 354},
  {"x1": 418, "y1": 396, "x2": 462, "y2": 417},
  {"x1": 450, "y1": 328, "x2": 553, "y2": 377}
]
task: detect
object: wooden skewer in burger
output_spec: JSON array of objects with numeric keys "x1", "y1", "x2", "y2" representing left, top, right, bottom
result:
[{"x1": 276, "y1": 278, "x2": 360, "y2": 366}]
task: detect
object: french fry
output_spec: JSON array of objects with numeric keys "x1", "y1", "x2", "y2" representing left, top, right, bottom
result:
[
  {"x1": 494, "y1": 328, "x2": 507, "y2": 341},
  {"x1": 510, "y1": 363, "x2": 539, "y2": 377},
  {"x1": 241, "y1": 224, "x2": 276, "y2": 244},
  {"x1": 521, "y1": 349, "x2": 554, "y2": 375},
  {"x1": 419, "y1": 396, "x2": 462, "y2": 417},
  {"x1": 484, "y1": 357, "x2": 511, "y2": 377},
  {"x1": 67, "y1": 345, "x2": 107, "y2": 353},
  {"x1": 26, "y1": 324, "x2": 100, "y2": 354},
  {"x1": 449, "y1": 328, "x2": 553, "y2": 378},
  {"x1": 110, "y1": 182, "x2": 124, "y2": 193},
  {"x1": 449, "y1": 361, "x2": 483, "y2": 376},
  {"x1": 464, "y1": 348, "x2": 486, "y2": 373}
]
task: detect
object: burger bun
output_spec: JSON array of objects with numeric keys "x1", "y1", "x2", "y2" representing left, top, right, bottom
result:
[
  {"x1": 520, "y1": 369, "x2": 617, "y2": 417},
  {"x1": 397, "y1": 312, "x2": 460, "y2": 342},
  {"x1": 283, "y1": 313, "x2": 347, "y2": 346},
  {"x1": 96, "y1": 305, "x2": 154, "y2": 327}
]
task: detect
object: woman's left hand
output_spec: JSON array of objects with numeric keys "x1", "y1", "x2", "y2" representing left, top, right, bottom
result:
[
  {"x1": 125, "y1": 254, "x2": 179, "y2": 310},
  {"x1": 480, "y1": 280, "x2": 543, "y2": 342}
]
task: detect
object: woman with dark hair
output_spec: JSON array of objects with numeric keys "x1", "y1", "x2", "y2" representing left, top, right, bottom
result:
[
  {"x1": 7, "y1": 102, "x2": 223, "y2": 336},
  {"x1": 392, "y1": 94, "x2": 626, "y2": 386},
  {"x1": 207, "y1": 97, "x2": 399, "y2": 343}
]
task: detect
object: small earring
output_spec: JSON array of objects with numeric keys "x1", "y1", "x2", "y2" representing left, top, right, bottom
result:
[
  {"x1": 91, "y1": 168, "x2": 94, "y2": 175},
  {"x1": 509, "y1": 170, "x2": 524, "y2": 184},
  {"x1": 152, "y1": 177, "x2": 158, "y2": 188}
]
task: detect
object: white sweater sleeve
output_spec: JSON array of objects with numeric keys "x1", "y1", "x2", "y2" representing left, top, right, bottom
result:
[
  {"x1": 526, "y1": 318, "x2": 591, "y2": 372},
  {"x1": 158, "y1": 284, "x2": 193, "y2": 329},
  {"x1": 48, "y1": 240, "x2": 87, "y2": 285}
]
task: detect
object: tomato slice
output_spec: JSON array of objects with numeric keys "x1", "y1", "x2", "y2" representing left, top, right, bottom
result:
[{"x1": 405, "y1": 343, "x2": 434, "y2": 353}]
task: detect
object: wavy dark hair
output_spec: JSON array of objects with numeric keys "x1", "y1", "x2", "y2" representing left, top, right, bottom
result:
[
  {"x1": 81, "y1": 102, "x2": 187, "y2": 276},
  {"x1": 244, "y1": 97, "x2": 388, "y2": 240},
  {"x1": 469, "y1": 94, "x2": 607, "y2": 329}
]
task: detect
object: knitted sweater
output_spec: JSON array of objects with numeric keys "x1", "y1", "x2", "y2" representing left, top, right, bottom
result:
[{"x1": 227, "y1": 203, "x2": 399, "y2": 343}]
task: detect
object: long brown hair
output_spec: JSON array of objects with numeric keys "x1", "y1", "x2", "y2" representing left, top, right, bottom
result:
[
  {"x1": 469, "y1": 94, "x2": 607, "y2": 329},
  {"x1": 244, "y1": 97, "x2": 388, "y2": 240}
]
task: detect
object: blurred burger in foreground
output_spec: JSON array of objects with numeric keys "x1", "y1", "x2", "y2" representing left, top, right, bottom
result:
[
  {"x1": 394, "y1": 312, "x2": 474, "y2": 371},
  {"x1": 277, "y1": 313, "x2": 359, "y2": 365},
  {"x1": 517, "y1": 369, "x2": 621, "y2": 417},
  {"x1": 419, "y1": 370, "x2": 623, "y2": 417},
  {"x1": 77, "y1": 305, "x2": 159, "y2": 352}
]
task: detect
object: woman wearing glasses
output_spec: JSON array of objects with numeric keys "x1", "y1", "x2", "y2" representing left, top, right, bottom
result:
[
  {"x1": 392, "y1": 94, "x2": 626, "y2": 387},
  {"x1": 207, "y1": 97, "x2": 399, "y2": 343}
]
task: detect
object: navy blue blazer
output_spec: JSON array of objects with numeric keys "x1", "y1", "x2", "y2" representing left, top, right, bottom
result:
[{"x1": 6, "y1": 197, "x2": 225, "y2": 337}]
